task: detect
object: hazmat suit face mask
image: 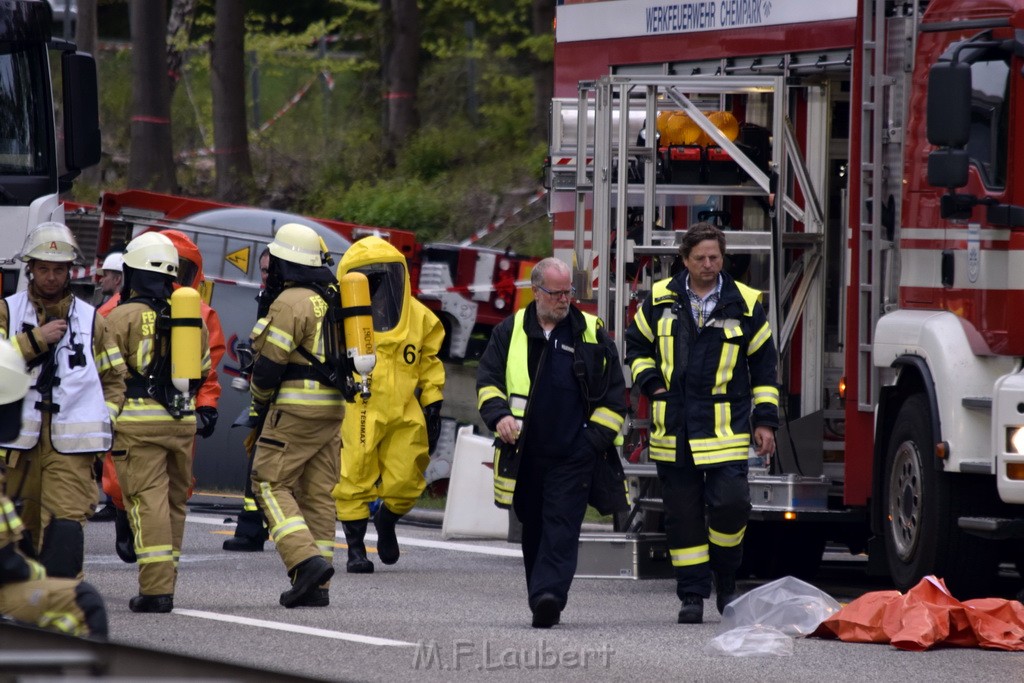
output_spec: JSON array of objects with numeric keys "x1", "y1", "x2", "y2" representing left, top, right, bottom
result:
[
  {"x1": 176, "y1": 257, "x2": 200, "y2": 289},
  {"x1": 352, "y1": 262, "x2": 405, "y2": 332}
]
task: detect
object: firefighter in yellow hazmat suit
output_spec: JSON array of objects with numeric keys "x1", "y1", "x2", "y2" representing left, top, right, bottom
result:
[{"x1": 332, "y1": 236, "x2": 445, "y2": 573}]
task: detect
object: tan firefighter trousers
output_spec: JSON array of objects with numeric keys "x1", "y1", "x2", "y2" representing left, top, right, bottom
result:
[
  {"x1": 251, "y1": 405, "x2": 341, "y2": 576},
  {"x1": 111, "y1": 421, "x2": 195, "y2": 596}
]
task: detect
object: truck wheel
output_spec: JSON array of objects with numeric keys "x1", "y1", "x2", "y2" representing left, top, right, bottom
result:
[{"x1": 883, "y1": 394, "x2": 996, "y2": 596}]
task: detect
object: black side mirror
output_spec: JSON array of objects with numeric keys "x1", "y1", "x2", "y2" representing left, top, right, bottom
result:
[
  {"x1": 62, "y1": 51, "x2": 101, "y2": 173},
  {"x1": 927, "y1": 62, "x2": 971, "y2": 148}
]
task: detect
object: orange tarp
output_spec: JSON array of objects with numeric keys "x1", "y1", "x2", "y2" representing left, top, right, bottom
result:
[{"x1": 812, "y1": 576, "x2": 1024, "y2": 651}]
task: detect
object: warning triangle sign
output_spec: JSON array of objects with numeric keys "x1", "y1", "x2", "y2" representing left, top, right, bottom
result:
[{"x1": 226, "y1": 246, "x2": 250, "y2": 274}]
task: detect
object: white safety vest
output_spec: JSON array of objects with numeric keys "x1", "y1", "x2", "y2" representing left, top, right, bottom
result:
[{"x1": 1, "y1": 292, "x2": 112, "y2": 453}]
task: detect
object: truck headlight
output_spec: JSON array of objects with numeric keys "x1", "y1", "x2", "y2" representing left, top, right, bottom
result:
[{"x1": 1007, "y1": 426, "x2": 1024, "y2": 454}]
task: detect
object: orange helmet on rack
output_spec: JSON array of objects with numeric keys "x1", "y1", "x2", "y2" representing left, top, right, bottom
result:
[{"x1": 161, "y1": 229, "x2": 204, "y2": 289}]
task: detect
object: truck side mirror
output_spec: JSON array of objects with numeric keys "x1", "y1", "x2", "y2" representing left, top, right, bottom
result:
[
  {"x1": 927, "y1": 62, "x2": 971, "y2": 148},
  {"x1": 61, "y1": 51, "x2": 101, "y2": 173},
  {"x1": 927, "y1": 148, "x2": 969, "y2": 189}
]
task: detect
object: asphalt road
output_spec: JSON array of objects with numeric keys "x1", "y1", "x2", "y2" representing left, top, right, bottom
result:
[{"x1": 73, "y1": 502, "x2": 1024, "y2": 682}]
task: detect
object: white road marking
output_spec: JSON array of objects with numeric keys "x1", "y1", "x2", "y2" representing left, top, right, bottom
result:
[
  {"x1": 186, "y1": 514, "x2": 523, "y2": 558},
  {"x1": 174, "y1": 609, "x2": 418, "y2": 647}
]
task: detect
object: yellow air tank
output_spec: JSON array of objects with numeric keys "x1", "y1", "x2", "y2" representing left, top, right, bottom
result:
[
  {"x1": 339, "y1": 272, "x2": 376, "y2": 398},
  {"x1": 170, "y1": 286, "x2": 202, "y2": 395}
]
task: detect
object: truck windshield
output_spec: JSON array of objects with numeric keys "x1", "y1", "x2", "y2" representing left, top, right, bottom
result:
[{"x1": 0, "y1": 44, "x2": 50, "y2": 175}]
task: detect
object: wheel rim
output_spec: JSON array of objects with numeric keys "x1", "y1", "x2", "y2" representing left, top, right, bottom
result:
[{"x1": 888, "y1": 440, "x2": 923, "y2": 562}]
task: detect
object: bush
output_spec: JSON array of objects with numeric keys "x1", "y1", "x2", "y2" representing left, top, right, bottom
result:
[{"x1": 321, "y1": 179, "x2": 450, "y2": 240}]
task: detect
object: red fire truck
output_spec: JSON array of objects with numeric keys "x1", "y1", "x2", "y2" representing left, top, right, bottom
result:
[{"x1": 552, "y1": 0, "x2": 1024, "y2": 596}]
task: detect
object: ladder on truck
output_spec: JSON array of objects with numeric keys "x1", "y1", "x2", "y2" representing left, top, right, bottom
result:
[
  {"x1": 568, "y1": 73, "x2": 838, "y2": 574},
  {"x1": 855, "y1": 0, "x2": 916, "y2": 410}
]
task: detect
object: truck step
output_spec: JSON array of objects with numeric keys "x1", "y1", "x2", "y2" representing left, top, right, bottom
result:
[
  {"x1": 961, "y1": 396, "x2": 992, "y2": 411},
  {"x1": 958, "y1": 516, "x2": 1024, "y2": 540}
]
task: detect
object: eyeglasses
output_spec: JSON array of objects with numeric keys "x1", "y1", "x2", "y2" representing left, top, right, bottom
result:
[{"x1": 536, "y1": 284, "x2": 575, "y2": 299}]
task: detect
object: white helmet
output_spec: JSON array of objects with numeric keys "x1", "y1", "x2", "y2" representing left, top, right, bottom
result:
[
  {"x1": 18, "y1": 222, "x2": 83, "y2": 263},
  {"x1": 0, "y1": 338, "x2": 30, "y2": 405},
  {"x1": 268, "y1": 223, "x2": 328, "y2": 267},
  {"x1": 123, "y1": 232, "x2": 178, "y2": 277},
  {"x1": 101, "y1": 252, "x2": 124, "y2": 273}
]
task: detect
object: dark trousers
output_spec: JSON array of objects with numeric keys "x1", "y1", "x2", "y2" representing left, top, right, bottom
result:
[
  {"x1": 234, "y1": 450, "x2": 268, "y2": 541},
  {"x1": 512, "y1": 448, "x2": 593, "y2": 610},
  {"x1": 657, "y1": 460, "x2": 751, "y2": 599}
]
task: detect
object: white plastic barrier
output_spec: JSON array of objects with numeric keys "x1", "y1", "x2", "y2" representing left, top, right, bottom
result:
[{"x1": 441, "y1": 426, "x2": 509, "y2": 540}]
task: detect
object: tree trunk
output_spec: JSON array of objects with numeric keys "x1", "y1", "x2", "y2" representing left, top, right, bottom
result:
[
  {"x1": 380, "y1": 0, "x2": 420, "y2": 164},
  {"x1": 128, "y1": 0, "x2": 178, "y2": 193},
  {"x1": 531, "y1": 0, "x2": 555, "y2": 140},
  {"x1": 210, "y1": 0, "x2": 253, "y2": 202},
  {"x1": 167, "y1": 0, "x2": 197, "y2": 96}
]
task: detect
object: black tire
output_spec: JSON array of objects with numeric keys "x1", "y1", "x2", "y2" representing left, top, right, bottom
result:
[{"x1": 883, "y1": 394, "x2": 997, "y2": 596}]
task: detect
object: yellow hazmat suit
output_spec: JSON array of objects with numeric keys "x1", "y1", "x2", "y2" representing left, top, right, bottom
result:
[{"x1": 332, "y1": 237, "x2": 444, "y2": 570}]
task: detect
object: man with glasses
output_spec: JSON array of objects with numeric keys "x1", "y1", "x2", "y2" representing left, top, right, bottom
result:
[
  {"x1": 477, "y1": 257, "x2": 627, "y2": 628},
  {"x1": 624, "y1": 222, "x2": 779, "y2": 624}
]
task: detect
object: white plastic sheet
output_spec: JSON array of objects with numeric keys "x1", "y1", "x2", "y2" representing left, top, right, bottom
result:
[
  {"x1": 705, "y1": 576, "x2": 842, "y2": 657},
  {"x1": 704, "y1": 625, "x2": 794, "y2": 657}
]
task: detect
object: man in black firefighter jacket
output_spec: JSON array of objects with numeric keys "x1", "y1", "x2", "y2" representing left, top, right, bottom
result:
[
  {"x1": 476, "y1": 257, "x2": 627, "y2": 629},
  {"x1": 625, "y1": 222, "x2": 779, "y2": 625}
]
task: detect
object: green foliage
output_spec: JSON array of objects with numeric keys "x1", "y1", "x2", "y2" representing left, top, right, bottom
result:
[
  {"x1": 477, "y1": 71, "x2": 535, "y2": 148},
  {"x1": 319, "y1": 179, "x2": 450, "y2": 240},
  {"x1": 89, "y1": 2, "x2": 554, "y2": 256}
]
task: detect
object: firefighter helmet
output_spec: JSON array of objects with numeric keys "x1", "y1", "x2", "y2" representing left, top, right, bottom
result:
[
  {"x1": 0, "y1": 337, "x2": 30, "y2": 405},
  {"x1": 101, "y1": 252, "x2": 124, "y2": 273},
  {"x1": 18, "y1": 222, "x2": 83, "y2": 264},
  {"x1": 123, "y1": 232, "x2": 179, "y2": 277},
  {"x1": 268, "y1": 223, "x2": 328, "y2": 267}
]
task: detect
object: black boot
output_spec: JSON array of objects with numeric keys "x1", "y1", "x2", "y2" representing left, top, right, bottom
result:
[
  {"x1": 373, "y1": 505, "x2": 402, "y2": 565},
  {"x1": 114, "y1": 509, "x2": 137, "y2": 564},
  {"x1": 280, "y1": 556, "x2": 334, "y2": 608},
  {"x1": 224, "y1": 508, "x2": 268, "y2": 551},
  {"x1": 714, "y1": 572, "x2": 740, "y2": 615},
  {"x1": 342, "y1": 519, "x2": 374, "y2": 574},
  {"x1": 222, "y1": 535, "x2": 265, "y2": 552},
  {"x1": 293, "y1": 588, "x2": 329, "y2": 607},
  {"x1": 677, "y1": 593, "x2": 704, "y2": 624},
  {"x1": 129, "y1": 594, "x2": 173, "y2": 613}
]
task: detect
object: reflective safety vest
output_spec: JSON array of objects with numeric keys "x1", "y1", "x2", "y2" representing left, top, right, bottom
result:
[
  {"x1": 0, "y1": 292, "x2": 112, "y2": 452},
  {"x1": 491, "y1": 308, "x2": 609, "y2": 507}
]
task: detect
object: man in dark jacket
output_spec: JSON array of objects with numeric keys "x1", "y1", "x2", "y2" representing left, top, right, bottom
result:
[
  {"x1": 477, "y1": 257, "x2": 627, "y2": 629},
  {"x1": 625, "y1": 222, "x2": 779, "y2": 625}
]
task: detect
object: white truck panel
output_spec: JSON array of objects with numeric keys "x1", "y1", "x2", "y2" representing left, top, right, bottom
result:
[{"x1": 875, "y1": 309, "x2": 1016, "y2": 477}]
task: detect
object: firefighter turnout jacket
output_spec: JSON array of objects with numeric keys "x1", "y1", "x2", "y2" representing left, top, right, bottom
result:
[
  {"x1": 624, "y1": 271, "x2": 779, "y2": 466},
  {"x1": 476, "y1": 303, "x2": 627, "y2": 509}
]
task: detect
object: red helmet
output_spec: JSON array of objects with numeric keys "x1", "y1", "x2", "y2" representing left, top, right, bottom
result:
[{"x1": 161, "y1": 229, "x2": 204, "y2": 288}]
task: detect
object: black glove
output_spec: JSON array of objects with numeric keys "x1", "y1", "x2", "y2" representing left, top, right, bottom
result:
[
  {"x1": 195, "y1": 406, "x2": 219, "y2": 439},
  {"x1": 423, "y1": 401, "x2": 443, "y2": 453}
]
